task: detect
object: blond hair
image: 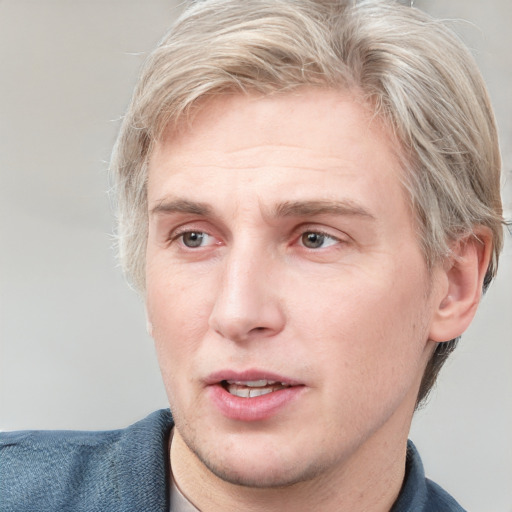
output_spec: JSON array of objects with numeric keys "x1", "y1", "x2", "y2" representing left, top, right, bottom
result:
[{"x1": 110, "y1": 0, "x2": 504, "y2": 404}]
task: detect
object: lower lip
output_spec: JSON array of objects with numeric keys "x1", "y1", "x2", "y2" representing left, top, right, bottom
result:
[{"x1": 208, "y1": 384, "x2": 305, "y2": 422}]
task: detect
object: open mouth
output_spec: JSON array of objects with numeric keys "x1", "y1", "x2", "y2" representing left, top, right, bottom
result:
[
  {"x1": 221, "y1": 379, "x2": 291, "y2": 398},
  {"x1": 209, "y1": 374, "x2": 305, "y2": 420}
]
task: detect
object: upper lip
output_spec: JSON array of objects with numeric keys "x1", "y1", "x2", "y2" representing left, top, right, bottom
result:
[{"x1": 204, "y1": 369, "x2": 303, "y2": 387}]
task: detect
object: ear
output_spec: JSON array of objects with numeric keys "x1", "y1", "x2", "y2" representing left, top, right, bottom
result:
[{"x1": 429, "y1": 227, "x2": 493, "y2": 343}]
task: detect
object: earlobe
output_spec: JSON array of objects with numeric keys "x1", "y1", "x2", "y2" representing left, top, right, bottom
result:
[
  {"x1": 429, "y1": 227, "x2": 493, "y2": 343},
  {"x1": 145, "y1": 306, "x2": 154, "y2": 338}
]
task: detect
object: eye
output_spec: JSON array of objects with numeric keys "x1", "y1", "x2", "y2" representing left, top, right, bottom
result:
[
  {"x1": 179, "y1": 231, "x2": 213, "y2": 248},
  {"x1": 300, "y1": 231, "x2": 339, "y2": 249}
]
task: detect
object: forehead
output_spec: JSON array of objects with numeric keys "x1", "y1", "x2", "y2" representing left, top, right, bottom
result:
[
  {"x1": 155, "y1": 89, "x2": 394, "y2": 155},
  {"x1": 147, "y1": 88, "x2": 409, "y2": 220}
]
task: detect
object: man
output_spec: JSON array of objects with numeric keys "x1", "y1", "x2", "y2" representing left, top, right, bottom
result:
[{"x1": 1, "y1": 0, "x2": 505, "y2": 510}]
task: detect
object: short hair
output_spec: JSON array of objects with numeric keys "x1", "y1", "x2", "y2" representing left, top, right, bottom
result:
[{"x1": 110, "y1": 0, "x2": 504, "y2": 405}]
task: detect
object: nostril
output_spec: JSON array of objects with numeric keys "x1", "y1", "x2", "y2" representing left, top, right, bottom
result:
[{"x1": 249, "y1": 326, "x2": 268, "y2": 334}]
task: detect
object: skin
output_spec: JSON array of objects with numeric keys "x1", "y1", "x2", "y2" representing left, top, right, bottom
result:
[{"x1": 144, "y1": 89, "x2": 487, "y2": 511}]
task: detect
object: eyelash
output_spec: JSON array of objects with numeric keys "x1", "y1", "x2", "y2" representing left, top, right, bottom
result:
[
  {"x1": 298, "y1": 230, "x2": 340, "y2": 249},
  {"x1": 169, "y1": 226, "x2": 343, "y2": 251},
  {"x1": 169, "y1": 228, "x2": 215, "y2": 248}
]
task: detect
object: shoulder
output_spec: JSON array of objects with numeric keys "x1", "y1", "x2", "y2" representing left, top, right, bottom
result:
[
  {"x1": 424, "y1": 478, "x2": 467, "y2": 511},
  {"x1": 391, "y1": 440, "x2": 466, "y2": 512},
  {"x1": 0, "y1": 409, "x2": 174, "y2": 512}
]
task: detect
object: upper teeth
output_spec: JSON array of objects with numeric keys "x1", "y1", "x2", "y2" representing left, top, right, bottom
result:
[
  {"x1": 224, "y1": 380, "x2": 291, "y2": 398},
  {"x1": 226, "y1": 380, "x2": 287, "y2": 387}
]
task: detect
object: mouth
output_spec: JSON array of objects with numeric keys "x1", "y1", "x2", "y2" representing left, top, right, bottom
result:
[
  {"x1": 207, "y1": 372, "x2": 305, "y2": 421},
  {"x1": 221, "y1": 379, "x2": 292, "y2": 398}
]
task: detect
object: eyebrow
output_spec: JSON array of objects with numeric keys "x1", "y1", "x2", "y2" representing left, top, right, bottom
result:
[
  {"x1": 272, "y1": 200, "x2": 376, "y2": 220},
  {"x1": 150, "y1": 199, "x2": 212, "y2": 217},
  {"x1": 150, "y1": 197, "x2": 375, "y2": 222}
]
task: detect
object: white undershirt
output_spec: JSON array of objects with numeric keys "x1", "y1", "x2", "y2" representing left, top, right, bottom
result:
[
  {"x1": 170, "y1": 473, "x2": 201, "y2": 512},
  {"x1": 168, "y1": 429, "x2": 200, "y2": 512}
]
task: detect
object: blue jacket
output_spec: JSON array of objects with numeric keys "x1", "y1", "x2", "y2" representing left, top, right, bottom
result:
[{"x1": 1, "y1": 409, "x2": 465, "y2": 511}]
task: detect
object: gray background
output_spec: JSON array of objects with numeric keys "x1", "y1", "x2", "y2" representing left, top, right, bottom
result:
[{"x1": 0, "y1": 1, "x2": 510, "y2": 511}]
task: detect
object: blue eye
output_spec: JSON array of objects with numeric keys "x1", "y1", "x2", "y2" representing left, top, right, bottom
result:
[
  {"x1": 300, "y1": 232, "x2": 338, "y2": 249},
  {"x1": 181, "y1": 231, "x2": 210, "y2": 248}
]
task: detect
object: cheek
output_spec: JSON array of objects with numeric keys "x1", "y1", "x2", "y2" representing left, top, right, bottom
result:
[
  {"x1": 149, "y1": 292, "x2": 210, "y2": 358},
  {"x1": 148, "y1": 288, "x2": 210, "y2": 414},
  {"x1": 145, "y1": 265, "x2": 214, "y2": 383},
  {"x1": 298, "y1": 265, "x2": 432, "y2": 393}
]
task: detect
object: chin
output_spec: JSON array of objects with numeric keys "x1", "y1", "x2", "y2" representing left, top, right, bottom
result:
[
  {"x1": 203, "y1": 455, "x2": 324, "y2": 489},
  {"x1": 185, "y1": 432, "x2": 329, "y2": 489}
]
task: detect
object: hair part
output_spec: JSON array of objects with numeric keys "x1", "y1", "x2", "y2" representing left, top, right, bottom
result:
[{"x1": 110, "y1": 0, "x2": 504, "y2": 405}]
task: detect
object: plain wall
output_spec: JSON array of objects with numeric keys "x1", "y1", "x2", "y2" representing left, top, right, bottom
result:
[{"x1": 1, "y1": 1, "x2": 511, "y2": 511}]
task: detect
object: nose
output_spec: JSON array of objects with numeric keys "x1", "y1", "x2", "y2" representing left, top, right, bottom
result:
[{"x1": 208, "y1": 246, "x2": 286, "y2": 343}]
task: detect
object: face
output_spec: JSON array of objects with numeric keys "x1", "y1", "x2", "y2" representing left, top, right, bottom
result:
[{"x1": 145, "y1": 89, "x2": 442, "y2": 489}]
